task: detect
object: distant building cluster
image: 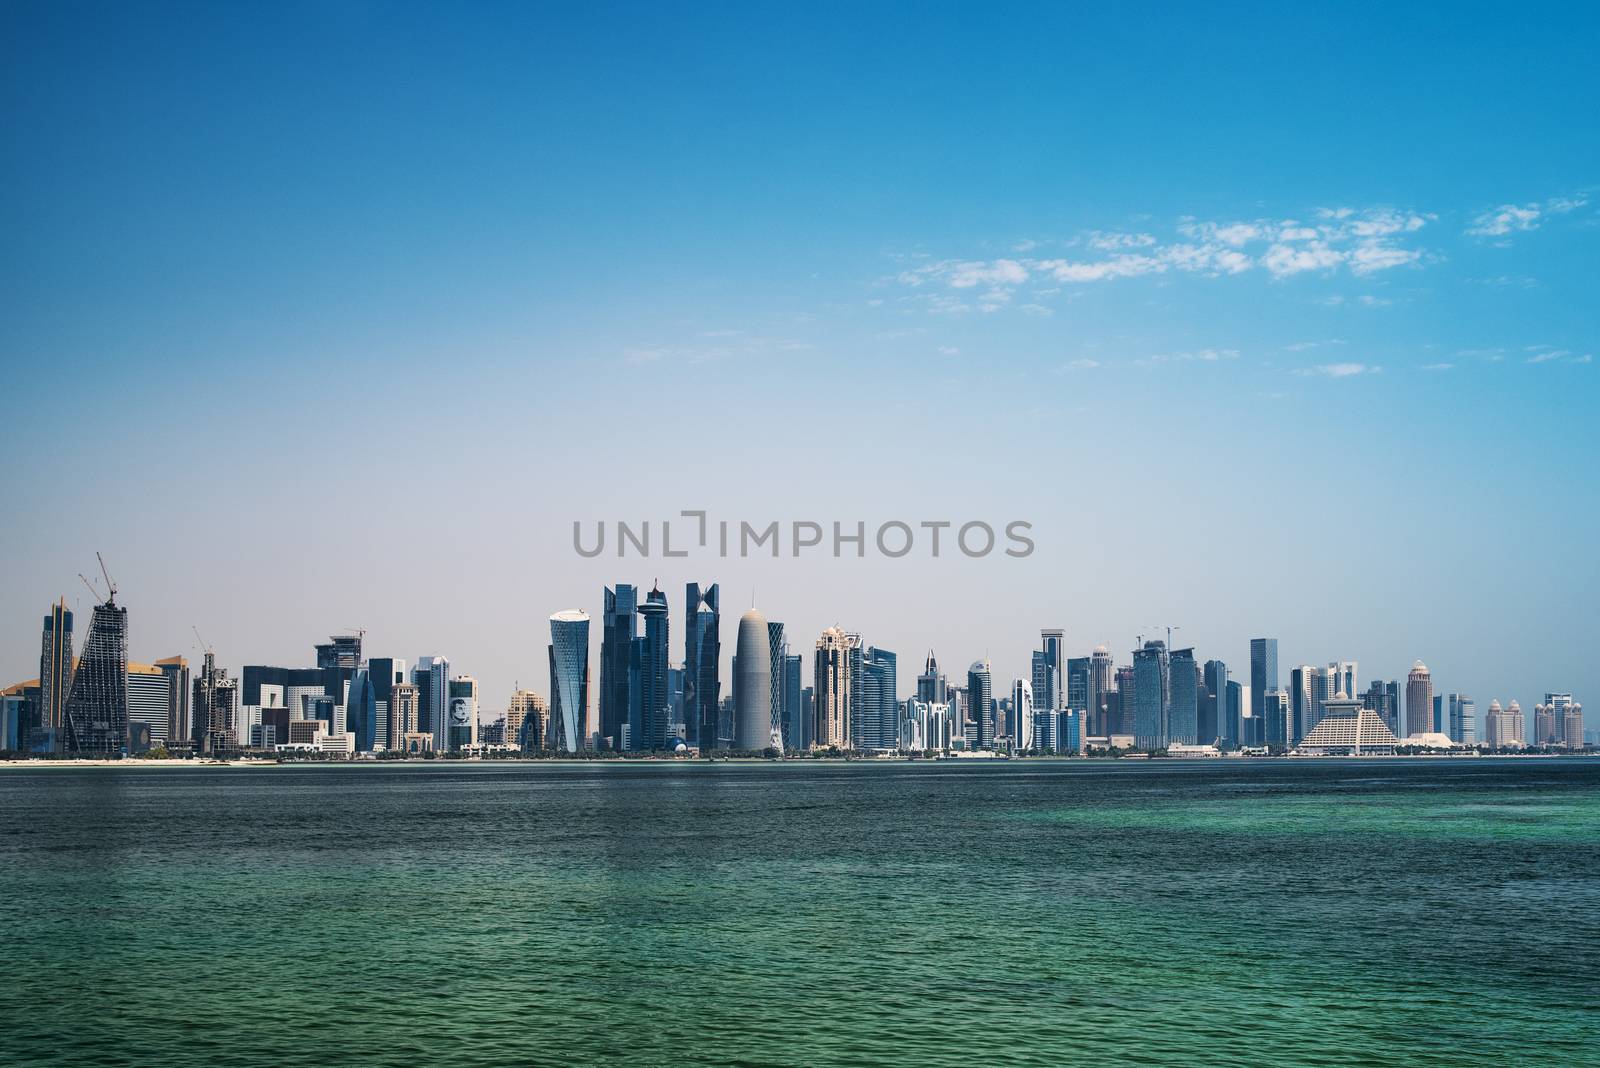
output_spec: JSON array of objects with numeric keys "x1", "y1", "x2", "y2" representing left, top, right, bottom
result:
[{"x1": 0, "y1": 574, "x2": 1588, "y2": 760}]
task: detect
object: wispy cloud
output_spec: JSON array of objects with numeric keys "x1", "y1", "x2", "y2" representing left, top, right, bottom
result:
[
  {"x1": 1299, "y1": 362, "x2": 1380, "y2": 378},
  {"x1": 890, "y1": 206, "x2": 1433, "y2": 312},
  {"x1": 1524, "y1": 345, "x2": 1592, "y2": 365},
  {"x1": 1467, "y1": 194, "x2": 1589, "y2": 239},
  {"x1": 1422, "y1": 362, "x2": 1454, "y2": 371}
]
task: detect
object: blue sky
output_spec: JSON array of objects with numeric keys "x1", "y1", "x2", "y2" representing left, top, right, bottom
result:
[{"x1": 2, "y1": 2, "x2": 1596, "y2": 725}]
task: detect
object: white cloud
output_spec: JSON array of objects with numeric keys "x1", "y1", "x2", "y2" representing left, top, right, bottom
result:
[
  {"x1": 1468, "y1": 194, "x2": 1588, "y2": 238},
  {"x1": 1067, "y1": 358, "x2": 1100, "y2": 369},
  {"x1": 1300, "y1": 362, "x2": 1378, "y2": 378},
  {"x1": 937, "y1": 345, "x2": 960, "y2": 356},
  {"x1": 1262, "y1": 241, "x2": 1345, "y2": 277},
  {"x1": 1086, "y1": 230, "x2": 1158, "y2": 251},
  {"x1": 1422, "y1": 362, "x2": 1454, "y2": 371}
]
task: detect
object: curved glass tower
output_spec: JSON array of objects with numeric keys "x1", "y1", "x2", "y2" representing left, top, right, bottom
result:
[
  {"x1": 548, "y1": 610, "x2": 590, "y2": 753},
  {"x1": 734, "y1": 608, "x2": 772, "y2": 751}
]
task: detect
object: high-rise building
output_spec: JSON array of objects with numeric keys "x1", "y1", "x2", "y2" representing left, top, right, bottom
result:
[
  {"x1": 600, "y1": 584, "x2": 639, "y2": 751},
  {"x1": 506, "y1": 689, "x2": 546, "y2": 751},
  {"x1": 1088, "y1": 645, "x2": 1114, "y2": 736},
  {"x1": 917, "y1": 651, "x2": 948, "y2": 704},
  {"x1": 684, "y1": 583, "x2": 720, "y2": 750},
  {"x1": 858, "y1": 647, "x2": 898, "y2": 752},
  {"x1": 967, "y1": 658, "x2": 994, "y2": 749},
  {"x1": 61, "y1": 593, "x2": 129, "y2": 756},
  {"x1": 1039, "y1": 629, "x2": 1064, "y2": 711},
  {"x1": 1203, "y1": 660, "x2": 1228, "y2": 743},
  {"x1": 193, "y1": 650, "x2": 238, "y2": 754},
  {"x1": 126, "y1": 663, "x2": 173, "y2": 750},
  {"x1": 1113, "y1": 664, "x2": 1136, "y2": 736},
  {"x1": 1561, "y1": 700, "x2": 1584, "y2": 750},
  {"x1": 634, "y1": 584, "x2": 671, "y2": 751},
  {"x1": 1132, "y1": 640, "x2": 1170, "y2": 751},
  {"x1": 1288, "y1": 665, "x2": 1313, "y2": 743},
  {"x1": 412, "y1": 656, "x2": 452, "y2": 752},
  {"x1": 39, "y1": 598, "x2": 73, "y2": 747},
  {"x1": 153, "y1": 656, "x2": 190, "y2": 748},
  {"x1": 1011, "y1": 678, "x2": 1034, "y2": 751},
  {"x1": 1447, "y1": 693, "x2": 1476, "y2": 745},
  {"x1": 1483, "y1": 699, "x2": 1521, "y2": 748},
  {"x1": 814, "y1": 627, "x2": 854, "y2": 750},
  {"x1": 1405, "y1": 661, "x2": 1433, "y2": 738},
  {"x1": 733, "y1": 609, "x2": 773, "y2": 751},
  {"x1": 1168, "y1": 648, "x2": 1198, "y2": 745},
  {"x1": 448, "y1": 676, "x2": 478, "y2": 750},
  {"x1": 1261, "y1": 691, "x2": 1288, "y2": 747},
  {"x1": 782, "y1": 654, "x2": 804, "y2": 750},
  {"x1": 347, "y1": 666, "x2": 378, "y2": 752},
  {"x1": 389, "y1": 682, "x2": 420, "y2": 747},
  {"x1": 1249, "y1": 638, "x2": 1278, "y2": 740},
  {"x1": 767, "y1": 620, "x2": 788, "y2": 750},
  {"x1": 1065, "y1": 656, "x2": 1090, "y2": 714},
  {"x1": 1333, "y1": 661, "x2": 1358, "y2": 702},
  {"x1": 547, "y1": 610, "x2": 590, "y2": 753},
  {"x1": 1225, "y1": 680, "x2": 1246, "y2": 746},
  {"x1": 1309, "y1": 664, "x2": 1337, "y2": 734}
]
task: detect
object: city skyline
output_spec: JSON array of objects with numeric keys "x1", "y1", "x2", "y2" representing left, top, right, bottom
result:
[
  {"x1": 3, "y1": 5, "x2": 1596, "y2": 734},
  {"x1": 1, "y1": 569, "x2": 1587, "y2": 752}
]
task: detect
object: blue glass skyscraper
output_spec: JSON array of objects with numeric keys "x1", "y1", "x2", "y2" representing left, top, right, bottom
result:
[
  {"x1": 1168, "y1": 648, "x2": 1197, "y2": 744},
  {"x1": 1132, "y1": 640, "x2": 1170, "y2": 751},
  {"x1": 637, "y1": 584, "x2": 670, "y2": 750},
  {"x1": 684, "y1": 582, "x2": 720, "y2": 749},
  {"x1": 1249, "y1": 638, "x2": 1278, "y2": 736},
  {"x1": 548, "y1": 610, "x2": 590, "y2": 753},
  {"x1": 600, "y1": 584, "x2": 638, "y2": 751}
]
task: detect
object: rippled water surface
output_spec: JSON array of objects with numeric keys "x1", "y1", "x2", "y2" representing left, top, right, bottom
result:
[{"x1": 3, "y1": 759, "x2": 1597, "y2": 1066}]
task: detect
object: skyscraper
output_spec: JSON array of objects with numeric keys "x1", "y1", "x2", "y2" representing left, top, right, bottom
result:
[
  {"x1": 684, "y1": 582, "x2": 720, "y2": 749},
  {"x1": 1168, "y1": 648, "x2": 1198, "y2": 745},
  {"x1": 1011, "y1": 677, "x2": 1034, "y2": 750},
  {"x1": 154, "y1": 656, "x2": 190, "y2": 748},
  {"x1": 966, "y1": 658, "x2": 994, "y2": 749},
  {"x1": 1289, "y1": 665, "x2": 1315, "y2": 743},
  {"x1": 389, "y1": 682, "x2": 420, "y2": 748},
  {"x1": 547, "y1": 610, "x2": 590, "y2": 753},
  {"x1": 347, "y1": 666, "x2": 378, "y2": 752},
  {"x1": 1039, "y1": 629, "x2": 1063, "y2": 711},
  {"x1": 1132, "y1": 640, "x2": 1170, "y2": 751},
  {"x1": 600, "y1": 584, "x2": 639, "y2": 751},
  {"x1": 448, "y1": 676, "x2": 479, "y2": 750},
  {"x1": 917, "y1": 651, "x2": 948, "y2": 705},
  {"x1": 61, "y1": 592, "x2": 129, "y2": 756},
  {"x1": 858, "y1": 647, "x2": 898, "y2": 752},
  {"x1": 782, "y1": 654, "x2": 804, "y2": 750},
  {"x1": 126, "y1": 663, "x2": 173, "y2": 750},
  {"x1": 193, "y1": 649, "x2": 237, "y2": 754},
  {"x1": 734, "y1": 608, "x2": 773, "y2": 751},
  {"x1": 1249, "y1": 638, "x2": 1278, "y2": 740},
  {"x1": 1203, "y1": 659, "x2": 1228, "y2": 743},
  {"x1": 38, "y1": 598, "x2": 73, "y2": 747},
  {"x1": 1406, "y1": 661, "x2": 1433, "y2": 738},
  {"x1": 636, "y1": 584, "x2": 671, "y2": 751},
  {"x1": 767, "y1": 620, "x2": 788, "y2": 750},
  {"x1": 1447, "y1": 693, "x2": 1476, "y2": 745},
  {"x1": 414, "y1": 656, "x2": 452, "y2": 752},
  {"x1": 1089, "y1": 645, "x2": 1114, "y2": 735},
  {"x1": 1113, "y1": 663, "x2": 1136, "y2": 736},
  {"x1": 1066, "y1": 656, "x2": 1090, "y2": 714},
  {"x1": 814, "y1": 627, "x2": 854, "y2": 750}
]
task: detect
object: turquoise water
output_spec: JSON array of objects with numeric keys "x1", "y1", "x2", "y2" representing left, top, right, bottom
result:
[{"x1": 2, "y1": 759, "x2": 1597, "y2": 1066}]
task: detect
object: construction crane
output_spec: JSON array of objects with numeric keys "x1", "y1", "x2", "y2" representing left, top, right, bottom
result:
[
  {"x1": 1142, "y1": 625, "x2": 1182, "y2": 649},
  {"x1": 193, "y1": 626, "x2": 213, "y2": 655},
  {"x1": 96, "y1": 552, "x2": 118, "y2": 604}
]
